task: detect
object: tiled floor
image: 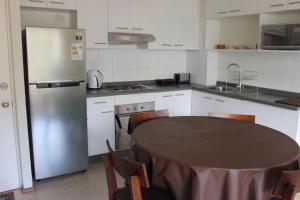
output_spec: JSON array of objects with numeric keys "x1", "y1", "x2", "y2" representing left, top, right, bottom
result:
[{"x1": 14, "y1": 161, "x2": 123, "y2": 200}]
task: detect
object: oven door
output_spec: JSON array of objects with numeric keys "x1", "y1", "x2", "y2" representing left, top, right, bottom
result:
[{"x1": 115, "y1": 114, "x2": 132, "y2": 150}]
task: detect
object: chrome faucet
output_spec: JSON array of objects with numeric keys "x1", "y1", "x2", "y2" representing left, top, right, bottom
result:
[{"x1": 227, "y1": 63, "x2": 242, "y2": 91}]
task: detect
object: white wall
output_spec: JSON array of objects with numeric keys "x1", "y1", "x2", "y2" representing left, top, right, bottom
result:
[
  {"x1": 217, "y1": 51, "x2": 300, "y2": 93},
  {"x1": 86, "y1": 49, "x2": 187, "y2": 82},
  {"x1": 187, "y1": 50, "x2": 218, "y2": 85},
  {"x1": 8, "y1": 0, "x2": 33, "y2": 189}
]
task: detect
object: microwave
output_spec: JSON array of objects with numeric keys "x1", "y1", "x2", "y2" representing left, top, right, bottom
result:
[{"x1": 261, "y1": 24, "x2": 300, "y2": 50}]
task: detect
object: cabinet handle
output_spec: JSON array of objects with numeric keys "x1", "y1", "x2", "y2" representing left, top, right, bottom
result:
[
  {"x1": 162, "y1": 44, "x2": 172, "y2": 47},
  {"x1": 204, "y1": 97, "x2": 213, "y2": 100},
  {"x1": 94, "y1": 101, "x2": 107, "y2": 104},
  {"x1": 49, "y1": 1, "x2": 64, "y2": 4},
  {"x1": 230, "y1": 9, "x2": 241, "y2": 12},
  {"x1": 215, "y1": 99, "x2": 225, "y2": 103},
  {"x1": 101, "y1": 111, "x2": 114, "y2": 114},
  {"x1": 270, "y1": 3, "x2": 285, "y2": 7},
  {"x1": 174, "y1": 44, "x2": 184, "y2": 47},
  {"x1": 29, "y1": 0, "x2": 45, "y2": 3},
  {"x1": 162, "y1": 95, "x2": 172, "y2": 98},
  {"x1": 175, "y1": 94, "x2": 185, "y2": 96},
  {"x1": 132, "y1": 28, "x2": 143, "y2": 31},
  {"x1": 94, "y1": 42, "x2": 107, "y2": 45},
  {"x1": 218, "y1": 11, "x2": 228, "y2": 14},
  {"x1": 116, "y1": 27, "x2": 129, "y2": 30},
  {"x1": 289, "y1": 1, "x2": 300, "y2": 5}
]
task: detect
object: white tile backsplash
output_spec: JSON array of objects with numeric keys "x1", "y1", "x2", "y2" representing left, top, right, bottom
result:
[
  {"x1": 86, "y1": 48, "x2": 187, "y2": 82},
  {"x1": 217, "y1": 51, "x2": 300, "y2": 93}
]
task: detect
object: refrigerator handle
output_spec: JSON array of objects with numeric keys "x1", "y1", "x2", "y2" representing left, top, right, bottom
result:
[{"x1": 33, "y1": 80, "x2": 85, "y2": 89}]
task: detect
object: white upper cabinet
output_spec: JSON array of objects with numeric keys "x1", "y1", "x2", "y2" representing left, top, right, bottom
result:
[
  {"x1": 109, "y1": 0, "x2": 149, "y2": 33},
  {"x1": 109, "y1": 0, "x2": 130, "y2": 32},
  {"x1": 205, "y1": 0, "x2": 230, "y2": 18},
  {"x1": 129, "y1": 0, "x2": 149, "y2": 33},
  {"x1": 148, "y1": 0, "x2": 173, "y2": 49},
  {"x1": 149, "y1": 0, "x2": 200, "y2": 50},
  {"x1": 287, "y1": 0, "x2": 300, "y2": 10},
  {"x1": 260, "y1": 0, "x2": 287, "y2": 12},
  {"x1": 77, "y1": 0, "x2": 108, "y2": 48},
  {"x1": 205, "y1": 0, "x2": 258, "y2": 18},
  {"x1": 21, "y1": 0, "x2": 77, "y2": 10},
  {"x1": 172, "y1": 0, "x2": 199, "y2": 49},
  {"x1": 47, "y1": 0, "x2": 77, "y2": 10},
  {"x1": 21, "y1": 0, "x2": 47, "y2": 8}
]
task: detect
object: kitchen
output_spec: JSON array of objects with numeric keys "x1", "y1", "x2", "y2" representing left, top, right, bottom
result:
[{"x1": 1, "y1": 0, "x2": 300, "y2": 200}]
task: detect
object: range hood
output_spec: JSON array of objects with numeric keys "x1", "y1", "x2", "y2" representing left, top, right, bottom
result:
[{"x1": 108, "y1": 32, "x2": 155, "y2": 48}]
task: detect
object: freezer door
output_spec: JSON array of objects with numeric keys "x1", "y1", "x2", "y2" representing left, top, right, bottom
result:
[
  {"x1": 28, "y1": 82, "x2": 88, "y2": 180},
  {"x1": 25, "y1": 27, "x2": 86, "y2": 83}
]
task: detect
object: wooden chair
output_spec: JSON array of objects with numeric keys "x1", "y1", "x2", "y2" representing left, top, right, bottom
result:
[
  {"x1": 208, "y1": 112, "x2": 256, "y2": 123},
  {"x1": 271, "y1": 170, "x2": 300, "y2": 200},
  {"x1": 103, "y1": 140, "x2": 175, "y2": 200},
  {"x1": 128, "y1": 110, "x2": 169, "y2": 134}
]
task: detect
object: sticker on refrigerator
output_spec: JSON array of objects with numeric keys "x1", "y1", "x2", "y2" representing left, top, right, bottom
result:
[{"x1": 71, "y1": 42, "x2": 83, "y2": 61}]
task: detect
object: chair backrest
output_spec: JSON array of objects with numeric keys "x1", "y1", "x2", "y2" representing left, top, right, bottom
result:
[
  {"x1": 128, "y1": 110, "x2": 169, "y2": 134},
  {"x1": 208, "y1": 112, "x2": 255, "y2": 123},
  {"x1": 103, "y1": 140, "x2": 150, "y2": 200},
  {"x1": 272, "y1": 170, "x2": 300, "y2": 200}
]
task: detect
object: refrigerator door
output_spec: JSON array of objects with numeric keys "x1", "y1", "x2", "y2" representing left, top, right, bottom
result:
[
  {"x1": 24, "y1": 27, "x2": 86, "y2": 83},
  {"x1": 28, "y1": 82, "x2": 88, "y2": 180}
]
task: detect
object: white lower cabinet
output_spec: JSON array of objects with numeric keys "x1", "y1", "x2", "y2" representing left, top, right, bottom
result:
[
  {"x1": 192, "y1": 91, "x2": 300, "y2": 143},
  {"x1": 155, "y1": 90, "x2": 192, "y2": 116},
  {"x1": 87, "y1": 96, "x2": 115, "y2": 156},
  {"x1": 192, "y1": 91, "x2": 244, "y2": 116}
]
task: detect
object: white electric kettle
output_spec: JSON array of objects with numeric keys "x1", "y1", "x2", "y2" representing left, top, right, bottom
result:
[{"x1": 87, "y1": 70, "x2": 103, "y2": 89}]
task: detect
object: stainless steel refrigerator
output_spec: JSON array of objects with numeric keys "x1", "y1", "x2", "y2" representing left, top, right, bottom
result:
[{"x1": 23, "y1": 27, "x2": 88, "y2": 180}]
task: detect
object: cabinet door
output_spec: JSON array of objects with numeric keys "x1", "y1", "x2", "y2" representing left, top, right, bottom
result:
[
  {"x1": 129, "y1": 0, "x2": 149, "y2": 33},
  {"x1": 261, "y1": 0, "x2": 287, "y2": 12},
  {"x1": 155, "y1": 92, "x2": 174, "y2": 116},
  {"x1": 242, "y1": 101, "x2": 298, "y2": 141},
  {"x1": 78, "y1": 0, "x2": 108, "y2": 48},
  {"x1": 47, "y1": 0, "x2": 77, "y2": 10},
  {"x1": 192, "y1": 91, "x2": 216, "y2": 116},
  {"x1": 228, "y1": 0, "x2": 245, "y2": 16},
  {"x1": 205, "y1": 0, "x2": 230, "y2": 18},
  {"x1": 172, "y1": 0, "x2": 199, "y2": 50},
  {"x1": 173, "y1": 90, "x2": 192, "y2": 116},
  {"x1": 21, "y1": 0, "x2": 47, "y2": 8},
  {"x1": 109, "y1": 0, "x2": 130, "y2": 32},
  {"x1": 287, "y1": 0, "x2": 300, "y2": 10},
  {"x1": 87, "y1": 107, "x2": 115, "y2": 156},
  {"x1": 148, "y1": 0, "x2": 173, "y2": 49}
]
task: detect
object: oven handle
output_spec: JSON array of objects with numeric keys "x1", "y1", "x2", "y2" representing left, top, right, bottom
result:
[{"x1": 115, "y1": 115, "x2": 122, "y2": 129}]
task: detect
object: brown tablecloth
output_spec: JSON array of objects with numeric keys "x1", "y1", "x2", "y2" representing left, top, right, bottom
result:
[{"x1": 132, "y1": 117, "x2": 300, "y2": 200}]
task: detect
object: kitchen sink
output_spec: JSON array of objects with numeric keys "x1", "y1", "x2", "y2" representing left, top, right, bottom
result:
[
  {"x1": 207, "y1": 85, "x2": 240, "y2": 92},
  {"x1": 207, "y1": 85, "x2": 259, "y2": 95}
]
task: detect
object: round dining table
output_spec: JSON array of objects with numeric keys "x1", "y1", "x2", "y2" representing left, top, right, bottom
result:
[{"x1": 131, "y1": 116, "x2": 300, "y2": 200}]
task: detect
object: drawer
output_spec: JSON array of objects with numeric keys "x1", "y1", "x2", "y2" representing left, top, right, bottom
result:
[
  {"x1": 87, "y1": 96, "x2": 115, "y2": 108},
  {"x1": 155, "y1": 92, "x2": 174, "y2": 101}
]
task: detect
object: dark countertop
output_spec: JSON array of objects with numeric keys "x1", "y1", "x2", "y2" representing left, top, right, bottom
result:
[
  {"x1": 86, "y1": 84, "x2": 193, "y2": 97},
  {"x1": 86, "y1": 82, "x2": 300, "y2": 111}
]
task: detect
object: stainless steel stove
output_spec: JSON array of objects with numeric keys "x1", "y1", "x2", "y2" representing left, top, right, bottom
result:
[{"x1": 106, "y1": 84, "x2": 152, "y2": 92}]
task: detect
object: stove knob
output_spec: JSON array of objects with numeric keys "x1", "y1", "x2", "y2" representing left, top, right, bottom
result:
[
  {"x1": 141, "y1": 106, "x2": 144, "y2": 110},
  {"x1": 126, "y1": 108, "x2": 130, "y2": 112}
]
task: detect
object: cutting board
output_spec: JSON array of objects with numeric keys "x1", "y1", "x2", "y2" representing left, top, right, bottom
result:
[{"x1": 276, "y1": 98, "x2": 300, "y2": 107}]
